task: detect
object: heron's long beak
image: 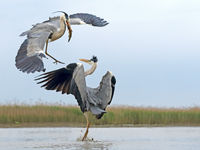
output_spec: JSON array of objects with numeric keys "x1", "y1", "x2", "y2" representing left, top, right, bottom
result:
[
  {"x1": 66, "y1": 20, "x2": 72, "y2": 42},
  {"x1": 79, "y1": 59, "x2": 92, "y2": 64}
]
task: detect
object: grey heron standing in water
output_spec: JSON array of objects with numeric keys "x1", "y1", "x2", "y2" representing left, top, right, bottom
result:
[
  {"x1": 15, "y1": 12, "x2": 108, "y2": 74},
  {"x1": 35, "y1": 56, "x2": 116, "y2": 141}
]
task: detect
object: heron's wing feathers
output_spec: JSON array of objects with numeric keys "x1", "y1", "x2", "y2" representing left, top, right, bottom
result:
[
  {"x1": 108, "y1": 76, "x2": 116, "y2": 105},
  {"x1": 69, "y1": 13, "x2": 108, "y2": 26},
  {"x1": 97, "y1": 72, "x2": 116, "y2": 107},
  {"x1": 94, "y1": 72, "x2": 116, "y2": 119},
  {"x1": 17, "y1": 17, "x2": 61, "y2": 74},
  {"x1": 15, "y1": 40, "x2": 46, "y2": 73},
  {"x1": 36, "y1": 67, "x2": 72, "y2": 92},
  {"x1": 20, "y1": 16, "x2": 60, "y2": 36},
  {"x1": 15, "y1": 30, "x2": 52, "y2": 73},
  {"x1": 35, "y1": 63, "x2": 87, "y2": 112}
]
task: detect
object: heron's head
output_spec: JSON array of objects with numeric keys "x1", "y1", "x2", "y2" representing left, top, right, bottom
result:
[
  {"x1": 53, "y1": 11, "x2": 72, "y2": 42},
  {"x1": 79, "y1": 56, "x2": 98, "y2": 65},
  {"x1": 53, "y1": 11, "x2": 69, "y2": 20},
  {"x1": 64, "y1": 12, "x2": 69, "y2": 20}
]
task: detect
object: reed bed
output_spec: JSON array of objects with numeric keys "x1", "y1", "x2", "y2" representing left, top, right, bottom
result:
[{"x1": 0, "y1": 105, "x2": 200, "y2": 127}]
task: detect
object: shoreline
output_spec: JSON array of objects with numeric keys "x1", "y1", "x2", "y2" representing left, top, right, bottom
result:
[{"x1": 1, "y1": 123, "x2": 200, "y2": 128}]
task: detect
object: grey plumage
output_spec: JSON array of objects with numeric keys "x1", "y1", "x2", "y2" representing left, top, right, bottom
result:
[
  {"x1": 69, "y1": 13, "x2": 109, "y2": 26},
  {"x1": 35, "y1": 63, "x2": 116, "y2": 119},
  {"x1": 16, "y1": 12, "x2": 108, "y2": 74},
  {"x1": 35, "y1": 56, "x2": 115, "y2": 141},
  {"x1": 16, "y1": 21, "x2": 57, "y2": 73},
  {"x1": 15, "y1": 39, "x2": 46, "y2": 73}
]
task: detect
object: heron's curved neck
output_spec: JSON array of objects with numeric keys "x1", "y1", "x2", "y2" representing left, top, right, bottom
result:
[
  {"x1": 60, "y1": 15, "x2": 66, "y2": 29},
  {"x1": 50, "y1": 15, "x2": 66, "y2": 41},
  {"x1": 85, "y1": 63, "x2": 97, "y2": 77},
  {"x1": 60, "y1": 14, "x2": 66, "y2": 22}
]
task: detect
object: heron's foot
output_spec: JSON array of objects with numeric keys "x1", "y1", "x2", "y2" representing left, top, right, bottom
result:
[
  {"x1": 82, "y1": 130, "x2": 88, "y2": 141},
  {"x1": 53, "y1": 59, "x2": 65, "y2": 64}
]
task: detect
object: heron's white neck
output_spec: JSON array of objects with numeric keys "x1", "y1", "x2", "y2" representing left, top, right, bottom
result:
[
  {"x1": 85, "y1": 63, "x2": 97, "y2": 77},
  {"x1": 59, "y1": 14, "x2": 67, "y2": 30},
  {"x1": 60, "y1": 14, "x2": 66, "y2": 23},
  {"x1": 50, "y1": 15, "x2": 66, "y2": 42}
]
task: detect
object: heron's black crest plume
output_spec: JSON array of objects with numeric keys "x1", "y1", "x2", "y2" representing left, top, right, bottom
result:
[
  {"x1": 53, "y1": 11, "x2": 69, "y2": 19},
  {"x1": 90, "y1": 56, "x2": 98, "y2": 63}
]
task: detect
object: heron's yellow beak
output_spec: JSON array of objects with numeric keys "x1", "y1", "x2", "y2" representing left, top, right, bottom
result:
[
  {"x1": 79, "y1": 59, "x2": 91, "y2": 64},
  {"x1": 66, "y1": 20, "x2": 72, "y2": 42}
]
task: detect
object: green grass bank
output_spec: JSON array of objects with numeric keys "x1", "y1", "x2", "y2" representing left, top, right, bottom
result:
[{"x1": 0, "y1": 105, "x2": 200, "y2": 127}]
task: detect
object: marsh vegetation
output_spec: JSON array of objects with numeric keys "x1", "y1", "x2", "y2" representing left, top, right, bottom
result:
[{"x1": 0, "y1": 105, "x2": 200, "y2": 127}]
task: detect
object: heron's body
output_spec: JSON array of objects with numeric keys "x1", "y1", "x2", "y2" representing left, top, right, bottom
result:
[
  {"x1": 35, "y1": 56, "x2": 116, "y2": 140},
  {"x1": 16, "y1": 12, "x2": 108, "y2": 74},
  {"x1": 49, "y1": 16, "x2": 66, "y2": 42}
]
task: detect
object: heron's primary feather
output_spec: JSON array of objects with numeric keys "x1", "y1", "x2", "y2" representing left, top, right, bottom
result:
[
  {"x1": 69, "y1": 13, "x2": 109, "y2": 27},
  {"x1": 15, "y1": 39, "x2": 46, "y2": 73},
  {"x1": 109, "y1": 76, "x2": 116, "y2": 104},
  {"x1": 35, "y1": 63, "x2": 88, "y2": 112}
]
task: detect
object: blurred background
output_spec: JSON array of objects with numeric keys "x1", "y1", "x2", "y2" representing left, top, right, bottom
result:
[{"x1": 0, "y1": 0, "x2": 200, "y2": 107}]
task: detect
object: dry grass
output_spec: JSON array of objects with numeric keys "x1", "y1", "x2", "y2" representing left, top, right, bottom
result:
[{"x1": 0, "y1": 105, "x2": 200, "y2": 127}]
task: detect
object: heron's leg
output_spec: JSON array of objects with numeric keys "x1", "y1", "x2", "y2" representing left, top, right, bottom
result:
[
  {"x1": 82, "y1": 112, "x2": 90, "y2": 141},
  {"x1": 45, "y1": 40, "x2": 65, "y2": 64}
]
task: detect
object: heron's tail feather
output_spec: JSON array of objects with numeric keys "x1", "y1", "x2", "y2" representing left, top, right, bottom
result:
[
  {"x1": 96, "y1": 112, "x2": 106, "y2": 119},
  {"x1": 90, "y1": 106, "x2": 106, "y2": 119}
]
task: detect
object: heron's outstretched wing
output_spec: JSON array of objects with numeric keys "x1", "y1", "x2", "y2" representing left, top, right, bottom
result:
[
  {"x1": 35, "y1": 63, "x2": 87, "y2": 112},
  {"x1": 16, "y1": 33, "x2": 49, "y2": 73},
  {"x1": 69, "y1": 13, "x2": 108, "y2": 27},
  {"x1": 93, "y1": 71, "x2": 116, "y2": 119},
  {"x1": 16, "y1": 18, "x2": 59, "y2": 74}
]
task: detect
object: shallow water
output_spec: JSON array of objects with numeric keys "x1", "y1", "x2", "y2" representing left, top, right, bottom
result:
[{"x1": 0, "y1": 127, "x2": 200, "y2": 150}]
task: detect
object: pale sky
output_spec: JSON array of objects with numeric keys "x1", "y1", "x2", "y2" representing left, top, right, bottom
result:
[{"x1": 0, "y1": 0, "x2": 200, "y2": 107}]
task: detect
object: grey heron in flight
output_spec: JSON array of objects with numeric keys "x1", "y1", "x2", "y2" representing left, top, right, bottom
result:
[
  {"x1": 15, "y1": 12, "x2": 108, "y2": 74},
  {"x1": 35, "y1": 56, "x2": 116, "y2": 141}
]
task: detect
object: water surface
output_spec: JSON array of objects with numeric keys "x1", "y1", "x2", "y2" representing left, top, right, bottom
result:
[{"x1": 0, "y1": 127, "x2": 200, "y2": 150}]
